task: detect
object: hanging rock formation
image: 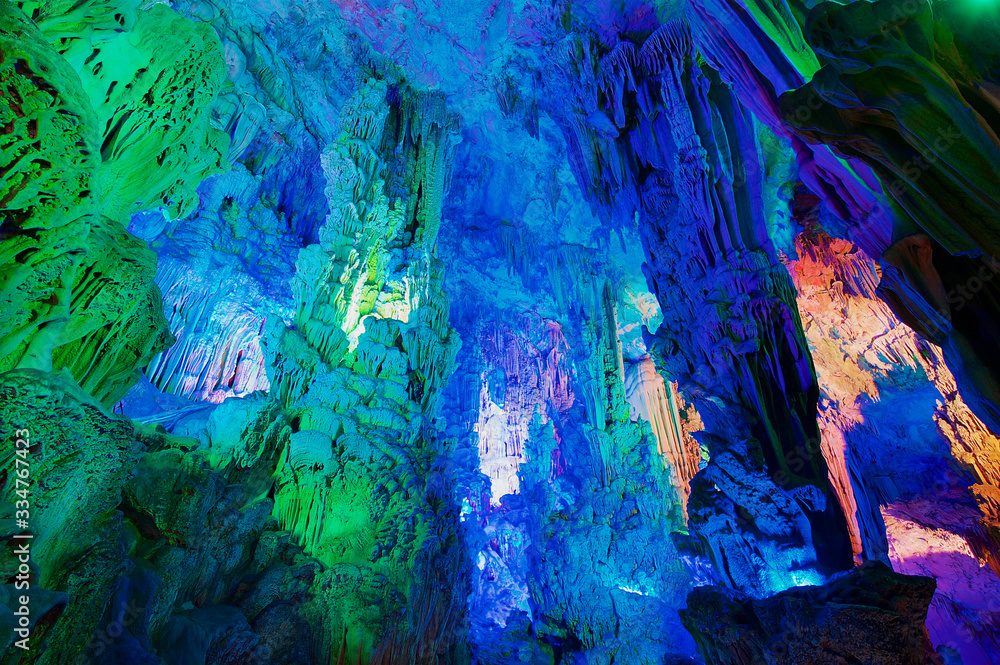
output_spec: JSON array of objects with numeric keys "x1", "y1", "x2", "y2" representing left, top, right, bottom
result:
[
  {"x1": 545, "y1": 18, "x2": 854, "y2": 596},
  {"x1": 779, "y1": 0, "x2": 1000, "y2": 435},
  {"x1": 1, "y1": 0, "x2": 227, "y2": 405}
]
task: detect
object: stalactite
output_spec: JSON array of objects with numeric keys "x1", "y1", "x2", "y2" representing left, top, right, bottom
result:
[
  {"x1": 551, "y1": 22, "x2": 857, "y2": 595},
  {"x1": 687, "y1": 0, "x2": 891, "y2": 259},
  {"x1": 624, "y1": 356, "x2": 703, "y2": 509}
]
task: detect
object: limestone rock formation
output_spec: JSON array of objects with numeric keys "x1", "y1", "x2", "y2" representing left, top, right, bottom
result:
[
  {"x1": 1, "y1": 0, "x2": 225, "y2": 405},
  {"x1": 4, "y1": 0, "x2": 1000, "y2": 662},
  {"x1": 682, "y1": 561, "x2": 943, "y2": 665},
  {"x1": 778, "y1": 0, "x2": 1000, "y2": 435}
]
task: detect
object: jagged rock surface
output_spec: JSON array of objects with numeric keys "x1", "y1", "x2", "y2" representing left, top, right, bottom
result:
[
  {"x1": 5, "y1": 0, "x2": 1000, "y2": 662},
  {"x1": 681, "y1": 561, "x2": 942, "y2": 665}
]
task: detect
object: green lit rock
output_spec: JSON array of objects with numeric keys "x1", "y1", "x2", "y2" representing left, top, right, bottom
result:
[
  {"x1": 18, "y1": 0, "x2": 229, "y2": 222},
  {"x1": 0, "y1": 0, "x2": 100, "y2": 372},
  {"x1": 261, "y1": 74, "x2": 467, "y2": 660},
  {"x1": 2, "y1": 0, "x2": 228, "y2": 404},
  {"x1": 0, "y1": 369, "x2": 142, "y2": 663},
  {"x1": 51, "y1": 217, "x2": 174, "y2": 406},
  {"x1": 75, "y1": 3, "x2": 229, "y2": 222}
]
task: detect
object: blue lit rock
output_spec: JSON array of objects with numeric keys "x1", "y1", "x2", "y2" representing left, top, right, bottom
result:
[{"x1": 5, "y1": 0, "x2": 1000, "y2": 662}]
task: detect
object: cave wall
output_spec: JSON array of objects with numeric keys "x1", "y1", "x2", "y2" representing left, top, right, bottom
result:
[{"x1": 3, "y1": 0, "x2": 1000, "y2": 663}]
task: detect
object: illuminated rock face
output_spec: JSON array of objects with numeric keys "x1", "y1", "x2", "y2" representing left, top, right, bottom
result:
[
  {"x1": 780, "y1": 0, "x2": 1000, "y2": 259},
  {"x1": 778, "y1": 0, "x2": 1000, "y2": 436},
  {"x1": 625, "y1": 355, "x2": 703, "y2": 509},
  {"x1": 0, "y1": 1, "x2": 196, "y2": 403},
  {"x1": 788, "y1": 217, "x2": 1000, "y2": 663},
  {"x1": 449, "y1": 313, "x2": 693, "y2": 663},
  {"x1": 687, "y1": 0, "x2": 891, "y2": 258},
  {"x1": 544, "y1": 19, "x2": 855, "y2": 596},
  {"x1": 4, "y1": 0, "x2": 1000, "y2": 663},
  {"x1": 261, "y1": 78, "x2": 468, "y2": 661}
]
